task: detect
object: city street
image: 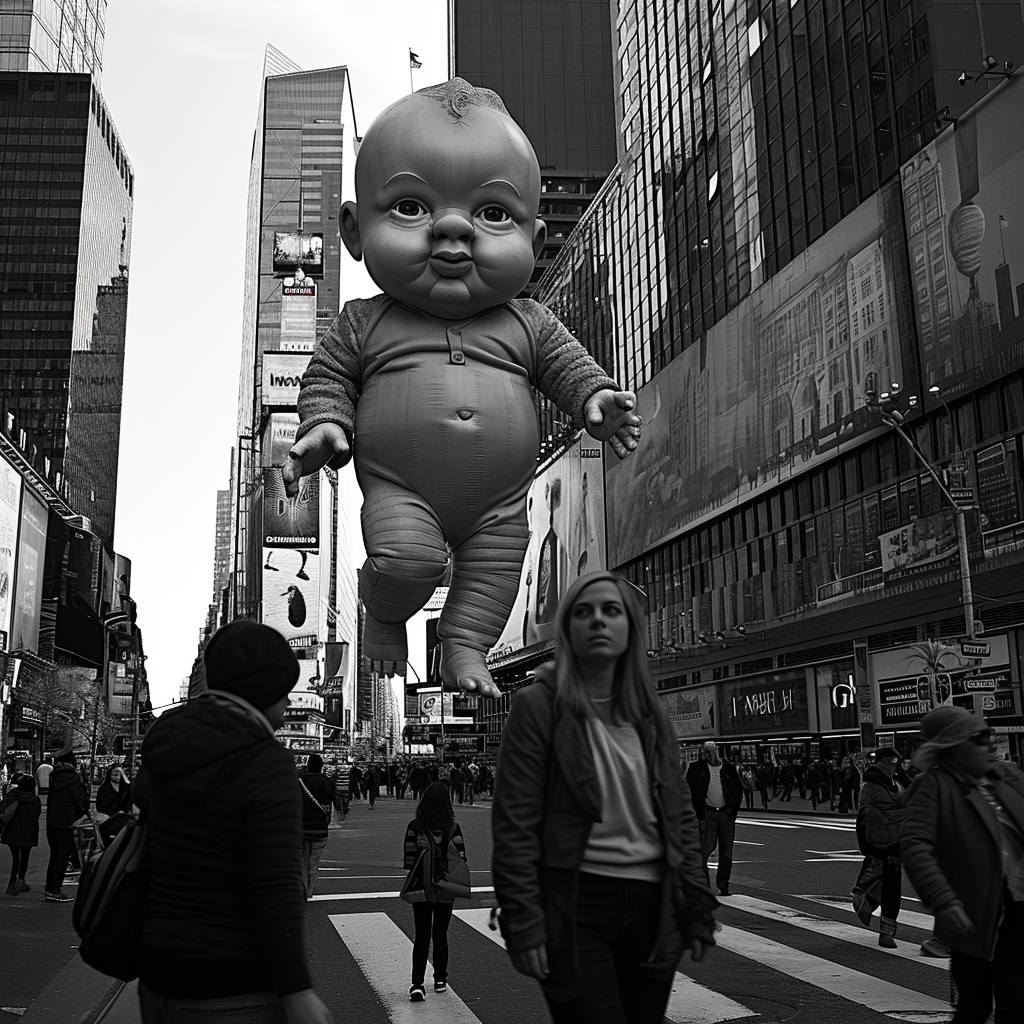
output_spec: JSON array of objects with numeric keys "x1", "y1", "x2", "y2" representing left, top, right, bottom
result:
[{"x1": 1, "y1": 795, "x2": 958, "y2": 1024}]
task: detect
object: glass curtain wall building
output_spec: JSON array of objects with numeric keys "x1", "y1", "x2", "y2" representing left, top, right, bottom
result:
[
  {"x1": 0, "y1": 0, "x2": 106, "y2": 79},
  {"x1": 523, "y1": 0, "x2": 1024, "y2": 761},
  {"x1": 0, "y1": 72, "x2": 133, "y2": 548},
  {"x1": 450, "y1": 0, "x2": 617, "y2": 291}
]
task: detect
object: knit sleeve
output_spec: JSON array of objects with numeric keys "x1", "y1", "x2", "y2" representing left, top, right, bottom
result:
[
  {"x1": 513, "y1": 299, "x2": 618, "y2": 428},
  {"x1": 404, "y1": 822, "x2": 423, "y2": 871},
  {"x1": 241, "y1": 747, "x2": 311, "y2": 996}
]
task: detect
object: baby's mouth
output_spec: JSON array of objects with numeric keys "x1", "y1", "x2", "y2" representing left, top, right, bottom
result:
[{"x1": 431, "y1": 250, "x2": 473, "y2": 278}]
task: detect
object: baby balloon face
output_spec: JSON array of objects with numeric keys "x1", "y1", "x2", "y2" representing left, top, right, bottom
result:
[{"x1": 341, "y1": 96, "x2": 545, "y2": 319}]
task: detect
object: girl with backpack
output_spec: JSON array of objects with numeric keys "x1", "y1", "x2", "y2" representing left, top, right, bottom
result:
[{"x1": 401, "y1": 782, "x2": 468, "y2": 1002}]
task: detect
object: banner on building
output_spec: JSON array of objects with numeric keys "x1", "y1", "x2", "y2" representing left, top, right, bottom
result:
[
  {"x1": 273, "y1": 232, "x2": 324, "y2": 276},
  {"x1": 0, "y1": 461, "x2": 22, "y2": 640},
  {"x1": 262, "y1": 352, "x2": 311, "y2": 409},
  {"x1": 262, "y1": 467, "x2": 319, "y2": 548},
  {"x1": 262, "y1": 546, "x2": 320, "y2": 645},
  {"x1": 661, "y1": 684, "x2": 717, "y2": 739},
  {"x1": 878, "y1": 509, "x2": 959, "y2": 581}
]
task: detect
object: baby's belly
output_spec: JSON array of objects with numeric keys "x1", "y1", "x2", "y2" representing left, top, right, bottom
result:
[{"x1": 355, "y1": 361, "x2": 540, "y2": 517}]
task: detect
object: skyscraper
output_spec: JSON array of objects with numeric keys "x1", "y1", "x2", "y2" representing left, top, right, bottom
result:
[
  {"x1": 0, "y1": 72, "x2": 133, "y2": 548},
  {"x1": 450, "y1": 0, "x2": 618, "y2": 289},
  {"x1": 0, "y1": 0, "x2": 107, "y2": 79}
]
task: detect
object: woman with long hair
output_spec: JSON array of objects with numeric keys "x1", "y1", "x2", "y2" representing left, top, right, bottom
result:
[
  {"x1": 492, "y1": 571, "x2": 717, "y2": 1023},
  {"x1": 402, "y1": 781, "x2": 468, "y2": 1002},
  {"x1": 95, "y1": 765, "x2": 134, "y2": 816}
]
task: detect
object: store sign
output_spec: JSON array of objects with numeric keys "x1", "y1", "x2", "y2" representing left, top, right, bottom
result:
[{"x1": 720, "y1": 672, "x2": 809, "y2": 736}]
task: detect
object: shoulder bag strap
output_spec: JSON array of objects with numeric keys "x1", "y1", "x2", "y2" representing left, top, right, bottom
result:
[{"x1": 299, "y1": 778, "x2": 332, "y2": 819}]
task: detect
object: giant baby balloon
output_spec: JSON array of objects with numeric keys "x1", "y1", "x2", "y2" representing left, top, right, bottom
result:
[{"x1": 282, "y1": 79, "x2": 642, "y2": 698}]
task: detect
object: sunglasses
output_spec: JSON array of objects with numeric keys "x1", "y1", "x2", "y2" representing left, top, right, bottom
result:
[{"x1": 970, "y1": 729, "x2": 994, "y2": 746}]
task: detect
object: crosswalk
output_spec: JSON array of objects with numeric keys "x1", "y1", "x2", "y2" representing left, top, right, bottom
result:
[{"x1": 323, "y1": 886, "x2": 955, "y2": 1023}]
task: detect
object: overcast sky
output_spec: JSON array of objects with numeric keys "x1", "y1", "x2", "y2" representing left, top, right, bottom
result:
[{"x1": 102, "y1": 1, "x2": 448, "y2": 712}]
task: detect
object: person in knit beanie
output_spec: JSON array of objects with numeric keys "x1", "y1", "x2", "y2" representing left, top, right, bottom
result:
[{"x1": 902, "y1": 705, "x2": 1024, "y2": 1022}]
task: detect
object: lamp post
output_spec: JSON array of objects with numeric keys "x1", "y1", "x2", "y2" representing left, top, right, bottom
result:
[{"x1": 865, "y1": 383, "x2": 976, "y2": 639}]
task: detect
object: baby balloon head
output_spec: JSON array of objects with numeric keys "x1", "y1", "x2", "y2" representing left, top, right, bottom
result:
[{"x1": 340, "y1": 78, "x2": 546, "y2": 319}]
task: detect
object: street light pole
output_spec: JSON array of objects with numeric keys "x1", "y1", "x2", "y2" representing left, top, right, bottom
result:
[{"x1": 866, "y1": 386, "x2": 976, "y2": 639}]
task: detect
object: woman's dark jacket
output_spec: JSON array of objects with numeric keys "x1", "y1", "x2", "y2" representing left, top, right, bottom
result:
[
  {"x1": 902, "y1": 761, "x2": 1024, "y2": 959},
  {"x1": 46, "y1": 763, "x2": 88, "y2": 827},
  {"x1": 492, "y1": 668, "x2": 717, "y2": 1001},
  {"x1": 134, "y1": 692, "x2": 310, "y2": 999},
  {"x1": 0, "y1": 789, "x2": 41, "y2": 846},
  {"x1": 95, "y1": 778, "x2": 134, "y2": 816},
  {"x1": 859, "y1": 765, "x2": 907, "y2": 855},
  {"x1": 298, "y1": 769, "x2": 334, "y2": 838}
]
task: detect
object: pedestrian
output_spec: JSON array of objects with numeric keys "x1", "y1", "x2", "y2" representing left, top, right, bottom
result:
[
  {"x1": 95, "y1": 764, "x2": 134, "y2": 816},
  {"x1": 396, "y1": 762, "x2": 409, "y2": 800},
  {"x1": 838, "y1": 756, "x2": 861, "y2": 814},
  {"x1": 902, "y1": 706, "x2": 1024, "y2": 1022},
  {"x1": 755, "y1": 762, "x2": 773, "y2": 810},
  {"x1": 349, "y1": 762, "x2": 363, "y2": 803},
  {"x1": 133, "y1": 619, "x2": 333, "y2": 1024},
  {"x1": 402, "y1": 782, "x2": 468, "y2": 1002},
  {"x1": 2, "y1": 774, "x2": 41, "y2": 895},
  {"x1": 805, "y1": 760, "x2": 824, "y2": 810},
  {"x1": 687, "y1": 740, "x2": 743, "y2": 897},
  {"x1": 43, "y1": 750, "x2": 88, "y2": 902},
  {"x1": 410, "y1": 762, "x2": 429, "y2": 800},
  {"x1": 366, "y1": 762, "x2": 379, "y2": 809},
  {"x1": 740, "y1": 765, "x2": 755, "y2": 810},
  {"x1": 298, "y1": 753, "x2": 334, "y2": 899},
  {"x1": 492, "y1": 571, "x2": 717, "y2": 1024},
  {"x1": 334, "y1": 761, "x2": 351, "y2": 820},
  {"x1": 852, "y1": 747, "x2": 907, "y2": 948},
  {"x1": 34, "y1": 756, "x2": 53, "y2": 801}
]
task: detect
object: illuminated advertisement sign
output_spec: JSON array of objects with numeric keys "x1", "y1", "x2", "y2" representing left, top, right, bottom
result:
[
  {"x1": 719, "y1": 671, "x2": 811, "y2": 736},
  {"x1": 273, "y1": 231, "x2": 324, "y2": 276},
  {"x1": 280, "y1": 285, "x2": 317, "y2": 352},
  {"x1": 0, "y1": 461, "x2": 22, "y2": 639},
  {"x1": 264, "y1": 412, "x2": 299, "y2": 467},
  {"x1": 262, "y1": 467, "x2": 319, "y2": 548},
  {"x1": 492, "y1": 436, "x2": 606, "y2": 656},
  {"x1": 262, "y1": 546, "x2": 320, "y2": 645},
  {"x1": 262, "y1": 352, "x2": 311, "y2": 409},
  {"x1": 661, "y1": 684, "x2": 718, "y2": 739}
]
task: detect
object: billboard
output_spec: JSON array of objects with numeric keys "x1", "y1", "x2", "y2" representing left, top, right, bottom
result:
[
  {"x1": 280, "y1": 285, "x2": 317, "y2": 352},
  {"x1": 661, "y1": 685, "x2": 718, "y2": 739},
  {"x1": 265, "y1": 412, "x2": 299, "y2": 467},
  {"x1": 262, "y1": 352, "x2": 311, "y2": 409},
  {"x1": 12, "y1": 488, "x2": 45, "y2": 651},
  {"x1": 262, "y1": 546, "x2": 320, "y2": 644},
  {"x1": 273, "y1": 232, "x2": 324, "y2": 276},
  {"x1": 491, "y1": 436, "x2": 606, "y2": 656},
  {"x1": 0, "y1": 461, "x2": 22, "y2": 640},
  {"x1": 604, "y1": 179, "x2": 916, "y2": 566},
  {"x1": 262, "y1": 467, "x2": 319, "y2": 548},
  {"x1": 899, "y1": 76, "x2": 1024, "y2": 406}
]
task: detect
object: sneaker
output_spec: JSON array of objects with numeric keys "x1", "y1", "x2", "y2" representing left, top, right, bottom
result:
[
  {"x1": 45, "y1": 891, "x2": 73, "y2": 903},
  {"x1": 409, "y1": 984, "x2": 426, "y2": 1002},
  {"x1": 920, "y1": 937, "x2": 951, "y2": 958},
  {"x1": 434, "y1": 981, "x2": 447, "y2": 993},
  {"x1": 718, "y1": 887, "x2": 731, "y2": 897}
]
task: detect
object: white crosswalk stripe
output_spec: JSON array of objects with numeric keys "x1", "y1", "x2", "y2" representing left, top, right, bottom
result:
[{"x1": 324, "y1": 891, "x2": 954, "y2": 1023}]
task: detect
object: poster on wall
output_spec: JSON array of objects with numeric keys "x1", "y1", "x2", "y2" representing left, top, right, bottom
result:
[
  {"x1": 661, "y1": 685, "x2": 718, "y2": 739},
  {"x1": 262, "y1": 546, "x2": 320, "y2": 645},
  {"x1": 490, "y1": 436, "x2": 606, "y2": 657},
  {"x1": 899, "y1": 76, "x2": 1024, "y2": 406},
  {"x1": 262, "y1": 467, "x2": 319, "y2": 548},
  {"x1": 604, "y1": 180, "x2": 916, "y2": 566},
  {"x1": 0, "y1": 462, "x2": 22, "y2": 639}
]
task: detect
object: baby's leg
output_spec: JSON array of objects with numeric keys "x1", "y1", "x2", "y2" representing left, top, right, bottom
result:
[
  {"x1": 438, "y1": 510, "x2": 529, "y2": 698},
  {"x1": 361, "y1": 483, "x2": 448, "y2": 674}
]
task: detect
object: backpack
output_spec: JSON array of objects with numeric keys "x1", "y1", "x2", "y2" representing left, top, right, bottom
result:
[
  {"x1": 72, "y1": 815, "x2": 150, "y2": 981},
  {"x1": 430, "y1": 823, "x2": 471, "y2": 898}
]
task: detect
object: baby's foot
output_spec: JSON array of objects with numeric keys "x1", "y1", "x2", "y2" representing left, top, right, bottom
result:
[
  {"x1": 440, "y1": 640, "x2": 501, "y2": 699},
  {"x1": 362, "y1": 615, "x2": 408, "y2": 676}
]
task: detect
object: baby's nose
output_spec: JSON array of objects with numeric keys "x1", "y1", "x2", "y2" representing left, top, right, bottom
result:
[{"x1": 432, "y1": 208, "x2": 474, "y2": 241}]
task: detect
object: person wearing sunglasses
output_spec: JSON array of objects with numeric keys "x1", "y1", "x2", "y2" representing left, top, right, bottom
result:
[{"x1": 902, "y1": 705, "x2": 1024, "y2": 1023}]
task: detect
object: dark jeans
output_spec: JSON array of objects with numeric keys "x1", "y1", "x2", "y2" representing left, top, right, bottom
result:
[
  {"x1": 701, "y1": 807, "x2": 736, "y2": 891},
  {"x1": 411, "y1": 901, "x2": 454, "y2": 985},
  {"x1": 951, "y1": 901, "x2": 1024, "y2": 1023},
  {"x1": 139, "y1": 984, "x2": 287, "y2": 1024},
  {"x1": 7, "y1": 845, "x2": 30, "y2": 885},
  {"x1": 45, "y1": 826, "x2": 75, "y2": 893},
  {"x1": 545, "y1": 872, "x2": 672, "y2": 1024}
]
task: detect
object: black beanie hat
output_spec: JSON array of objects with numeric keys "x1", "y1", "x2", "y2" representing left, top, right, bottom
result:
[{"x1": 204, "y1": 620, "x2": 299, "y2": 711}]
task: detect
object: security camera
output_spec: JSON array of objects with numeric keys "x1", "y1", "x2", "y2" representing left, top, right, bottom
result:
[
  {"x1": 984, "y1": 55, "x2": 997, "y2": 70},
  {"x1": 958, "y1": 72, "x2": 968, "y2": 86},
  {"x1": 1006, "y1": 61, "x2": 1015, "y2": 72}
]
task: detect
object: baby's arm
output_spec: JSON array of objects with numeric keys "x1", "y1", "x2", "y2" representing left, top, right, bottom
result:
[
  {"x1": 282, "y1": 306, "x2": 363, "y2": 496},
  {"x1": 525, "y1": 302, "x2": 642, "y2": 459}
]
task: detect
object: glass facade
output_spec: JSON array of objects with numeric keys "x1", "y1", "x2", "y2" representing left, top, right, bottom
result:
[
  {"x1": 0, "y1": 0, "x2": 106, "y2": 80},
  {"x1": 524, "y1": 0, "x2": 1024, "y2": 752},
  {"x1": 0, "y1": 72, "x2": 132, "y2": 548}
]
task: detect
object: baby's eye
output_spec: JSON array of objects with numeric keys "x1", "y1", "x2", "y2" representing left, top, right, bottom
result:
[
  {"x1": 394, "y1": 200, "x2": 427, "y2": 218},
  {"x1": 479, "y1": 206, "x2": 511, "y2": 223}
]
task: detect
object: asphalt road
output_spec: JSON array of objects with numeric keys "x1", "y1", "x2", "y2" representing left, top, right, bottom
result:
[{"x1": 1, "y1": 796, "x2": 960, "y2": 1024}]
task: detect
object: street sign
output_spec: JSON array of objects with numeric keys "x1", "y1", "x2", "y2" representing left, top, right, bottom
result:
[
  {"x1": 961, "y1": 641, "x2": 991, "y2": 658},
  {"x1": 950, "y1": 488, "x2": 974, "y2": 503}
]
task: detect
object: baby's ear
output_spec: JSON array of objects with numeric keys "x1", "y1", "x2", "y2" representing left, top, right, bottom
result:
[
  {"x1": 532, "y1": 218, "x2": 547, "y2": 260},
  {"x1": 340, "y1": 201, "x2": 362, "y2": 261}
]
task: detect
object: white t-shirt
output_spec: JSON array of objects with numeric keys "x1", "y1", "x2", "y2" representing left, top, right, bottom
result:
[{"x1": 705, "y1": 764, "x2": 725, "y2": 807}]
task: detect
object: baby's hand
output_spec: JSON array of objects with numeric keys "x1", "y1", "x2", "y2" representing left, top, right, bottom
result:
[
  {"x1": 282, "y1": 424, "x2": 351, "y2": 496},
  {"x1": 584, "y1": 389, "x2": 642, "y2": 459}
]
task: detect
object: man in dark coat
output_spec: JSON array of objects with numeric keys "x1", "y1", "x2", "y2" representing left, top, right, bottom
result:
[
  {"x1": 686, "y1": 741, "x2": 743, "y2": 896},
  {"x1": 43, "y1": 750, "x2": 88, "y2": 901}
]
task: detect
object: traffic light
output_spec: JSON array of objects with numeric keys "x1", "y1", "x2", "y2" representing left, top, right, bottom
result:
[
  {"x1": 917, "y1": 676, "x2": 931, "y2": 705},
  {"x1": 935, "y1": 673, "x2": 952, "y2": 705}
]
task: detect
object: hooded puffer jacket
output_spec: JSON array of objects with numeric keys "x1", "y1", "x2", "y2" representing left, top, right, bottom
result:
[{"x1": 134, "y1": 692, "x2": 310, "y2": 999}]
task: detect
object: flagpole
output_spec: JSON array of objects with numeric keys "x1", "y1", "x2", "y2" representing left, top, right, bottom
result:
[{"x1": 409, "y1": 50, "x2": 414, "y2": 94}]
